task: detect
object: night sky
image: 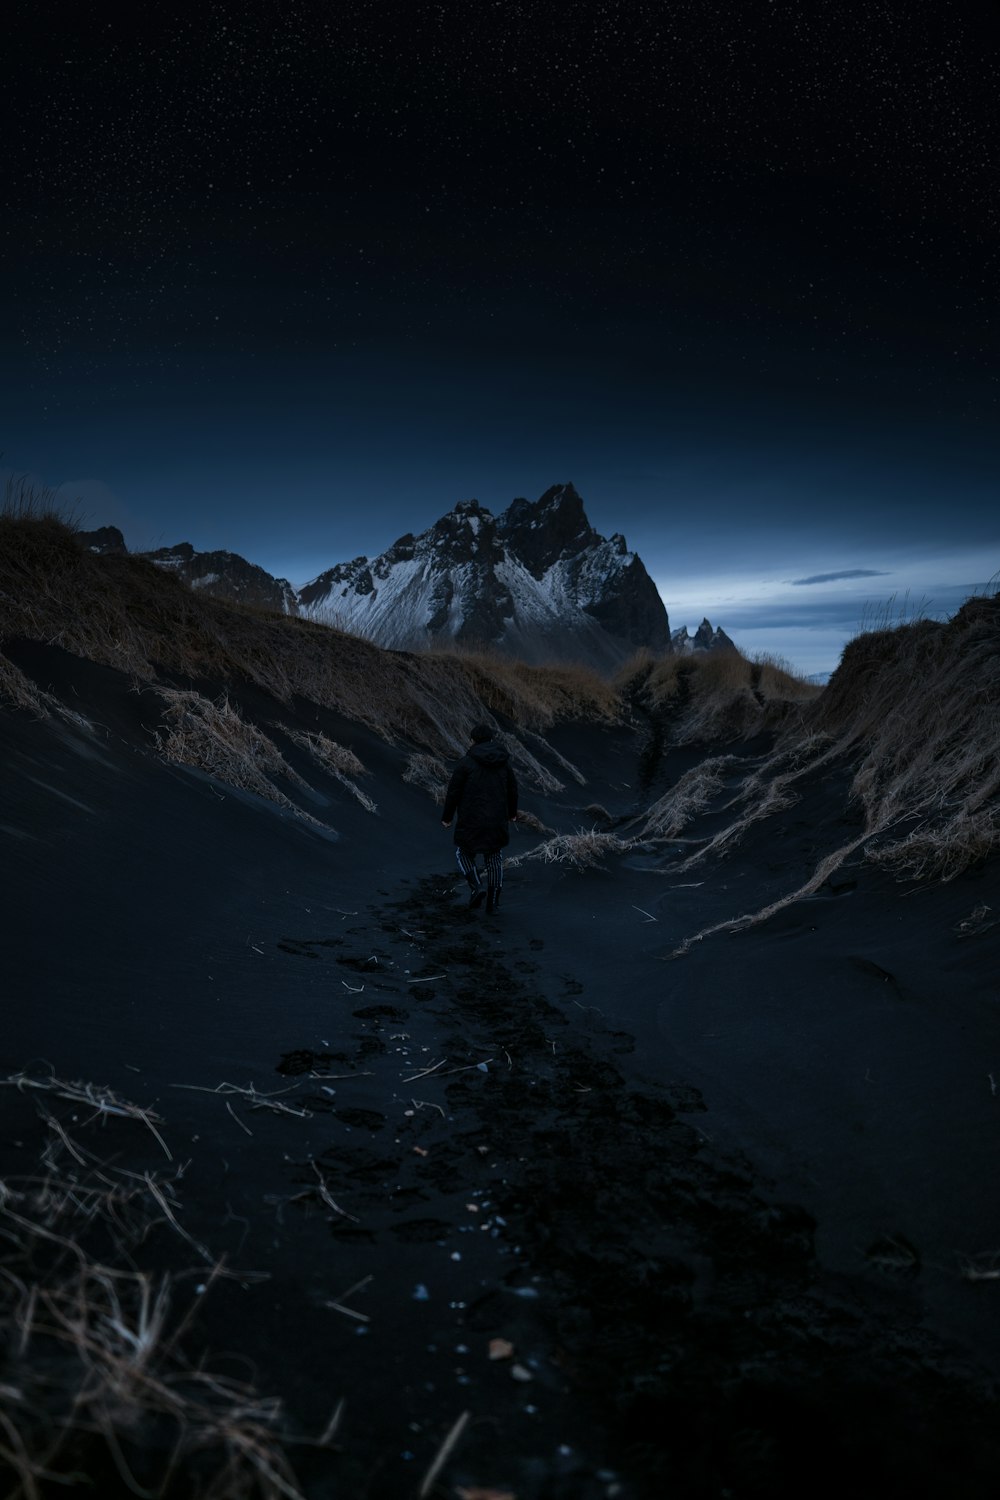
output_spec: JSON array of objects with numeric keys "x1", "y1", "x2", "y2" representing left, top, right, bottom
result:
[{"x1": 4, "y1": 0, "x2": 998, "y2": 673}]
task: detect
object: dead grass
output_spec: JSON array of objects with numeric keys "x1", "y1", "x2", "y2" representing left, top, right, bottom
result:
[
  {"x1": 403, "y1": 752, "x2": 450, "y2": 803},
  {"x1": 1, "y1": 473, "x2": 82, "y2": 529},
  {"x1": 0, "y1": 515, "x2": 622, "y2": 761},
  {"x1": 498, "y1": 732, "x2": 565, "y2": 795},
  {"x1": 633, "y1": 756, "x2": 739, "y2": 839},
  {"x1": 823, "y1": 597, "x2": 1000, "y2": 881},
  {"x1": 616, "y1": 652, "x2": 823, "y2": 811},
  {"x1": 2, "y1": 1070, "x2": 173, "y2": 1161},
  {"x1": 154, "y1": 690, "x2": 328, "y2": 827},
  {"x1": 640, "y1": 649, "x2": 821, "y2": 744},
  {"x1": 521, "y1": 727, "x2": 587, "y2": 786},
  {"x1": 277, "y1": 727, "x2": 377, "y2": 813},
  {"x1": 0, "y1": 1077, "x2": 311, "y2": 1499},
  {"x1": 865, "y1": 809, "x2": 999, "y2": 882},
  {"x1": 424, "y1": 642, "x2": 620, "y2": 728},
  {"x1": 667, "y1": 594, "x2": 1000, "y2": 948},
  {"x1": 0, "y1": 651, "x2": 91, "y2": 730},
  {"x1": 669, "y1": 829, "x2": 884, "y2": 957},
  {"x1": 508, "y1": 828, "x2": 633, "y2": 869}
]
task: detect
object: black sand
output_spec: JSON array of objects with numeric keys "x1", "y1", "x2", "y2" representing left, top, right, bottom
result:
[{"x1": 4, "y1": 641, "x2": 1000, "y2": 1498}]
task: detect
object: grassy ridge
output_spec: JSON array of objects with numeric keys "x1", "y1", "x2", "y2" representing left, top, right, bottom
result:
[
  {"x1": 4, "y1": 507, "x2": 996, "y2": 891},
  {"x1": 0, "y1": 513, "x2": 618, "y2": 752}
]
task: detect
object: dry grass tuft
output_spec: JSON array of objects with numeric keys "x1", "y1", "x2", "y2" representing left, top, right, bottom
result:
[
  {"x1": 508, "y1": 828, "x2": 633, "y2": 870},
  {"x1": 154, "y1": 690, "x2": 327, "y2": 826},
  {"x1": 865, "y1": 810, "x2": 999, "y2": 882},
  {"x1": 640, "y1": 649, "x2": 821, "y2": 744},
  {"x1": 277, "y1": 727, "x2": 377, "y2": 813},
  {"x1": 668, "y1": 593, "x2": 1000, "y2": 949},
  {"x1": 521, "y1": 727, "x2": 588, "y2": 786},
  {"x1": 403, "y1": 752, "x2": 450, "y2": 804},
  {"x1": 1, "y1": 473, "x2": 81, "y2": 528},
  {"x1": 0, "y1": 1078, "x2": 310, "y2": 1499},
  {"x1": 425, "y1": 643, "x2": 620, "y2": 729},
  {"x1": 0, "y1": 651, "x2": 94, "y2": 731},
  {"x1": 823, "y1": 597, "x2": 1000, "y2": 881},
  {"x1": 498, "y1": 733, "x2": 565, "y2": 795},
  {"x1": 669, "y1": 829, "x2": 881, "y2": 957},
  {"x1": 668, "y1": 773, "x2": 803, "y2": 872},
  {"x1": 2, "y1": 1069, "x2": 173, "y2": 1160},
  {"x1": 634, "y1": 756, "x2": 739, "y2": 839}
]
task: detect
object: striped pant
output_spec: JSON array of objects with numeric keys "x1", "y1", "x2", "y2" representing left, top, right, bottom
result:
[{"x1": 456, "y1": 847, "x2": 503, "y2": 893}]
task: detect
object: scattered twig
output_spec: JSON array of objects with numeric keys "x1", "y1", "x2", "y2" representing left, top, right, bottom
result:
[
  {"x1": 419, "y1": 1410, "x2": 470, "y2": 1499},
  {"x1": 323, "y1": 1299, "x2": 369, "y2": 1323},
  {"x1": 307, "y1": 1071, "x2": 374, "y2": 1081},
  {"x1": 317, "y1": 1398, "x2": 345, "y2": 1447},
  {"x1": 632, "y1": 905, "x2": 658, "y2": 922},
  {"x1": 143, "y1": 1173, "x2": 214, "y2": 1264},
  {"x1": 401, "y1": 1059, "x2": 447, "y2": 1083},
  {"x1": 171, "y1": 1082, "x2": 311, "y2": 1119},
  {"x1": 408, "y1": 974, "x2": 446, "y2": 984},
  {"x1": 311, "y1": 1163, "x2": 359, "y2": 1223},
  {"x1": 2, "y1": 1071, "x2": 172, "y2": 1161},
  {"x1": 225, "y1": 1101, "x2": 253, "y2": 1137},
  {"x1": 412, "y1": 1099, "x2": 445, "y2": 1117}
]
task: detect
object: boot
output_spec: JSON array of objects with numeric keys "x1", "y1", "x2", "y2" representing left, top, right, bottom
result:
[
  {"x1": 485, "y1": 885, "x2": 501, "y2": 914},
  {"x1": 469, "y1": 887, "x2": 486, "y2": 909}
]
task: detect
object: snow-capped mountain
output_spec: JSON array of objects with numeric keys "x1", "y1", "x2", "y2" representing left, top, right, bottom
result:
[
  {"x1": 671, "y1": 619, "x2": 736, "y2": 653},
  {"x1": 77, "y1": 488, "x2": 741, "y2": 667},
  {"x1": 298, "y1": 483, "x2": 671, "y2": 667},
  {"x1": 141, "y1": 542, "x2": 298, "y2": 614}
]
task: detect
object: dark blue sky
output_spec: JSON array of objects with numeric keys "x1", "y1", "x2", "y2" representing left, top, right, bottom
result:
[{"x1": 4, "y1": 0, "x2": 998, "y2": 673}]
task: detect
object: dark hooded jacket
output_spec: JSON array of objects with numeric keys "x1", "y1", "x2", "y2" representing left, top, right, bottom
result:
[{"x1": 442, "y1": 740, "x2": 519, "y2": 852}]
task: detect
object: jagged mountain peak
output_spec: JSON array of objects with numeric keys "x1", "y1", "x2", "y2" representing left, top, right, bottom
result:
[
  {"x1": 300, "y1": 483, "x2": 670, "y2": 667},
  {"x1": 498, "y1": 482, "x2": 599, "y2": 580},
  {"x1": 672, "y1": 618, "x2": 736, "y2": 654}
]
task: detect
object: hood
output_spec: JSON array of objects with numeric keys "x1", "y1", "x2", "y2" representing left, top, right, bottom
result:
[{"x1": 468, "y1": 741, "x2": 509, "y2": 767}]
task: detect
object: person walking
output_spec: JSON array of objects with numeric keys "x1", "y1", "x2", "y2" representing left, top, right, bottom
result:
[{"x1": 441, "y1": 723, "x2": 519, "y2": 913}]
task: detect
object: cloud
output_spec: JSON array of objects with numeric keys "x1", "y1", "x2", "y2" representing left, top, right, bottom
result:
[{"x1": 791, "y1": 568, "x2": 890, "y2": 586}]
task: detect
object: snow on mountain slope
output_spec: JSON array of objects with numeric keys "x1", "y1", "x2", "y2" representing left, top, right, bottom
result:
[{"x1": 299, "y1": 483, "x2": 670, "y2": 668}]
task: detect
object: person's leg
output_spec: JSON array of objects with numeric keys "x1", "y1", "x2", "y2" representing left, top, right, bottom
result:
[
  {"x1": 483, "y1": 849, "x2": 503, "y2": 912},
  {"x1": 456, "y1": 847, "x2": 486, "y2": 906}
]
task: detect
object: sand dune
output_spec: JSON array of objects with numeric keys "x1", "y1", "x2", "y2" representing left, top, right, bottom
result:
[{"x1": 3, "y1": 515, "x2": 1000, "y2": 1498}]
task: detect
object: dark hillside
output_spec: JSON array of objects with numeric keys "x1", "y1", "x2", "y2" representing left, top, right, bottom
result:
[{"x1": 3, "y1": 514, "x2": 1000, "y2": 1498}]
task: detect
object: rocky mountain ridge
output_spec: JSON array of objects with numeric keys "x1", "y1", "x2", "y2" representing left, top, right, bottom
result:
[
  {"x1": 672, "y1": 619, "x2": 736, "y2": 653},
  {"x1": 78, "y1": 528, "x2": 298, "y2": 614},
  {"x1": 298, "y1": 483, "x2": 670, "y2": 667},
  {"x1": 78, "y1": 484, "x2": 736, "y2": 667}
]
